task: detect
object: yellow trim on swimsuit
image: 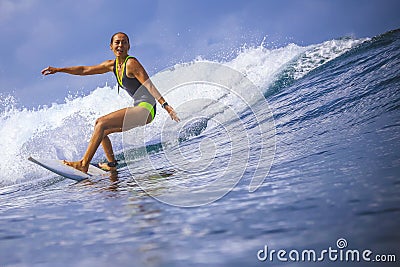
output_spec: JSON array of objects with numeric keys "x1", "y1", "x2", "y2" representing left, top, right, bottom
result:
[
  {"x1": 115, "y1": 56, "x2": 132, "y2": 88},
  {"x1": 138, "y1": 102, "x2": 155, "y2": 121}
]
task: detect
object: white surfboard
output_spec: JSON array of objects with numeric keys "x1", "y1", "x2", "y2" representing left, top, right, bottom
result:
[{"x1": 28, "y1": 156, "x2": 107, "y2": 182}]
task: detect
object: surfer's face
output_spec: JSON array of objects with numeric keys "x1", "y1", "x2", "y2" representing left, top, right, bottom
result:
[{"x1": 110, "y1": 34, "x2": 130, "y2": 57}]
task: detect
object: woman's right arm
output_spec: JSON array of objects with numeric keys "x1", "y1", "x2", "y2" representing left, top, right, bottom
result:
[{"x1": 41, "y1": 60, "x2": 114, "y2": 76}]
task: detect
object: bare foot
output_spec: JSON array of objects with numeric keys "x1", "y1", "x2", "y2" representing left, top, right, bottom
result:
[
  {"x1": 63, "y1": 160, "x2": 89, "y2": 173},
  {"x1": 98, "y1": 162, "x2": 117, "y2": 172}
]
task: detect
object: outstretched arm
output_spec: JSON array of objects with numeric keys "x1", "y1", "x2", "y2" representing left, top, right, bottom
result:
[
  {"x1": 41, "y1": 60, "x2": 114, "y2": 76},
  {"x1": 126, "y1": 58, "x2": 180, "y2": 122}
]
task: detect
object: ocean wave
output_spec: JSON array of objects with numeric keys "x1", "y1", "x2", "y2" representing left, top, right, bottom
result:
[{"x1": 0, "y1": 31, "x2": 389, "y2": 185}]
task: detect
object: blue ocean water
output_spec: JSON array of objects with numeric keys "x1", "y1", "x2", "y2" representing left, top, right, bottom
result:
[{"x1": 0, "y1": 29, "x2": 399, "y2": 266}]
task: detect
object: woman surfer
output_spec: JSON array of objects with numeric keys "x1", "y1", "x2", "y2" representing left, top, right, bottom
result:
[{"x1": 41, "y1": 32, "x2": 180, "y2": 172}]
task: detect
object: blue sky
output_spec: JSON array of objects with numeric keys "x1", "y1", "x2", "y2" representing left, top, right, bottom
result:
[{"x1": 1, "y1": 0, "x2": 399, "y2": 108}]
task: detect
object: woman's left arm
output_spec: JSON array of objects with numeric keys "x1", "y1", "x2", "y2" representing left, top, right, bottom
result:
[{"x1": 127, "y1": 58, "x2": 180, "y2": 122}]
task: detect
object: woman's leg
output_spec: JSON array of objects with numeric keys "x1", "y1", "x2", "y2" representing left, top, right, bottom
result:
[
  {"x1": 100, "y1": 107, "x2": 154, "y2": 169},
  {"x1": 101, "y1": 135, "x2": 116, "y2": 162},
  {"x1": 64, "y1": 106, "x2": 150, "y2": 172},
  {"x1": 98, "y1": 136, "x2": 117, "y2": 171}
]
